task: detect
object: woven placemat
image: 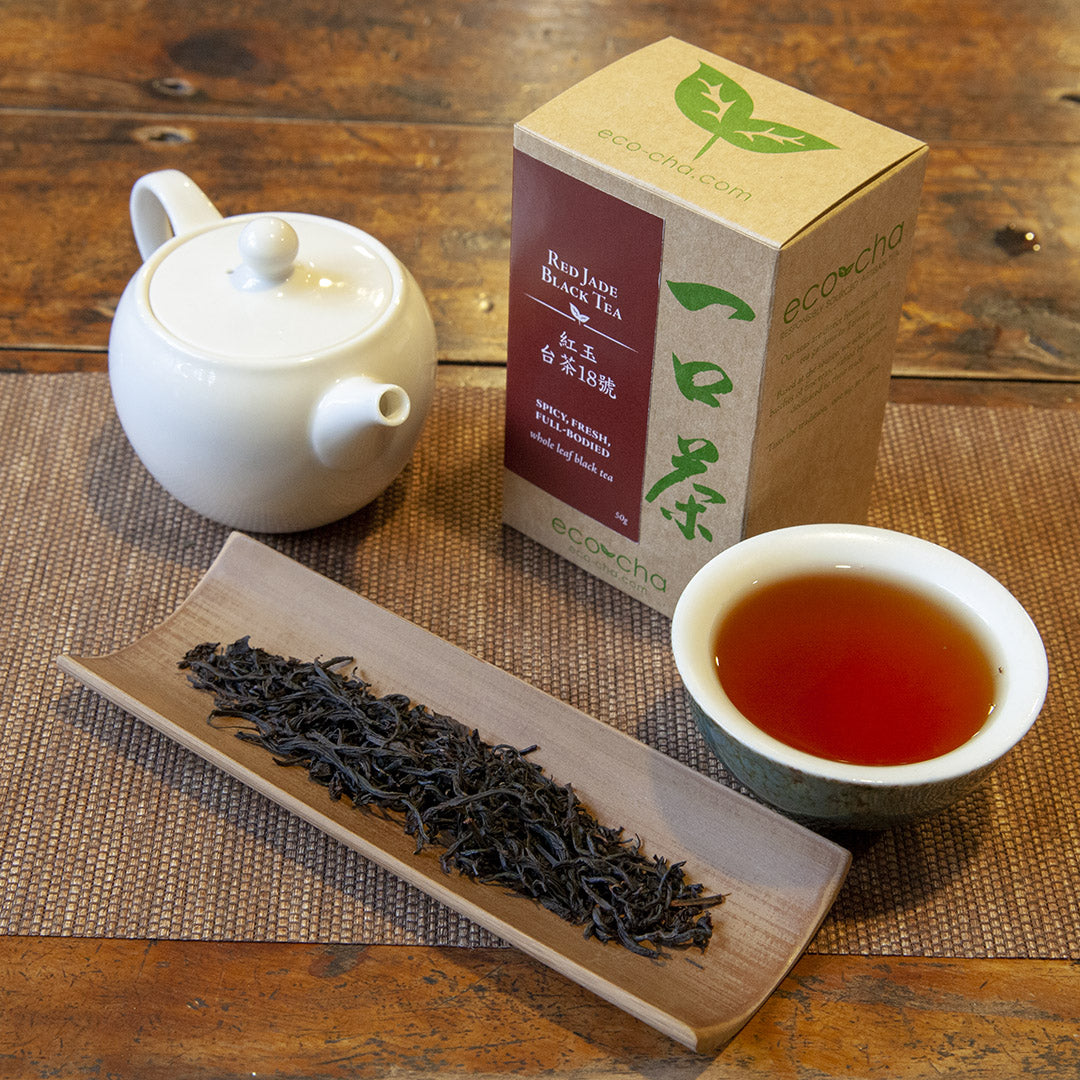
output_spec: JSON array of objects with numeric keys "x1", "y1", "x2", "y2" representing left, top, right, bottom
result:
[{"x1": 1, "y1": 373, "x2": 1077, "y2": 958}]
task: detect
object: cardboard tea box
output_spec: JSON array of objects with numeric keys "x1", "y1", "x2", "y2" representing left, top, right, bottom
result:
[{"x1": 502, "y1": 37, "x2": 927, "y2": 616}]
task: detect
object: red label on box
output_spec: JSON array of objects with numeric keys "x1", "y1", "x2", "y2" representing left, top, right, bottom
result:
[{"x1": 504, "y1": 152, "x2": 664, "y2": 541}]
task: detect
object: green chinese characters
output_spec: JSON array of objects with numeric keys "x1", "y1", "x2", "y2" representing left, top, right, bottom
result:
[{"x1": 645, "y1": 279, "x2": 754, "y2": 541}]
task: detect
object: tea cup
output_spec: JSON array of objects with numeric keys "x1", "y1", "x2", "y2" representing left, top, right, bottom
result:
[{"x1": 671, "y1": 524, "x2": 1048, "y2": 828}]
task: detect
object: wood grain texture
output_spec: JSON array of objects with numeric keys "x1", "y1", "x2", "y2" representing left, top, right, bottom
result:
[
  {"x1": 0, "y1": 113, "x2": 511, "y2": 364},
  {"x1": 3, "y1": 1, "x2": 1079, "y2": 1074},
  {"x1": 1, "y1": 938, "x2": 1076, "y2": 1079},
  {"x1": 0, "y1": 112, "x2": 1076, "y2": 377},
  {"x1": 2, "y1": 0, "x2": 1077, "y2": 142},
  {"x1": 2, "y1": 0, "x2": 1078, "y2": 378}
]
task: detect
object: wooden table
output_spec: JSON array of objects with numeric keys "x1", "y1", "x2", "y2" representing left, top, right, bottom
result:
[{"x1": 2, "y1": 2, "x2": 1077, "y2": 1075}]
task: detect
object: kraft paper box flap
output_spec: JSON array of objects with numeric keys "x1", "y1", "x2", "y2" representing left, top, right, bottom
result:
[{"x1": 517, "y1": 37, "x2": 926, "y2": 247}]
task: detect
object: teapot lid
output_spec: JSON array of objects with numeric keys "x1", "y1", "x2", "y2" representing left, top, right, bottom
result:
[{"x1": 146, "y1": 213, "x2": 398, "y2": 361}]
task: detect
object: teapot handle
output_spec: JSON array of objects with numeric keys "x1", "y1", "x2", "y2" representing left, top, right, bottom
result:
[{"x1": 130, "y1": 170, "x2": 223, "y2": 260}]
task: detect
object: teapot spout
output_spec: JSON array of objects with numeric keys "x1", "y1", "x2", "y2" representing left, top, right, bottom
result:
[{"x1": 311, "y1": 376, "x2": 412, "y2": 471}]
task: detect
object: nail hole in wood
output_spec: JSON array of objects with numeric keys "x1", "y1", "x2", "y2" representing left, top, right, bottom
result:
[
  {"x1": 133, "y1": 125, "x2": 194, "y2": 145},
  {"x1": 149, "y1": 76, "x2": 198, "y2": 99},
  {"x1": 994, "y1": 224, "x2": 1041, "y2": 256}
]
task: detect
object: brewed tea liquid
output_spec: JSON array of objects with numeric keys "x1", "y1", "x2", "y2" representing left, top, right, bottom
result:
[{"x1": 712, "y1": 572, "x2": 996, "y2": 766}]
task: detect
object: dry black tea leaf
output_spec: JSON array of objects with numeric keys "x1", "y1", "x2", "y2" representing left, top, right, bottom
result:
[{"x1": 180, "y1": 638, "x2": 724, "y2": 957}]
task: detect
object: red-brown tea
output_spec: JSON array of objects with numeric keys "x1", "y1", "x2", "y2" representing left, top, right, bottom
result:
[{"x1": 712, "y1": 572, "x2": 996, "y2": 766}]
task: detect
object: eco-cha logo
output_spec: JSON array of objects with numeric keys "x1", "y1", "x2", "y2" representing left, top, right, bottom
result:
[{"x1": 675, "y1": 62, "x2": 838, "y2": 160}]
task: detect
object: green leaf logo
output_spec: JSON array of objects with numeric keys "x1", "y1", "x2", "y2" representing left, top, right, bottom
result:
[
  {"x1": 675, "y1": 62, "x2": 838, "y2": 160},
  {"x1": 667, "y1": 280, "x2": 755, "y2": 321}
]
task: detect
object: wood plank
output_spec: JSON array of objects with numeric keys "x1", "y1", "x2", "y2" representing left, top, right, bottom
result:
[
  {"x1": 0, "y1": 113, "x2": 511, "y2": 363},
  {"x1": 1, "y1": 0, "x2": 1076, "y2": 143},
  {"x1": 904, "y1": 144, "x2": 1080, "y2": 379},
  {"x1": 0, "y1": 939, "x2": 1076, "y2": 1078},
  {"x1": 4, "y1": 353, "x2": 1078, "y2": 417},
  {"x1": 889, "y1": 376, "x2": 1080, "y2": 409},
  {"x1": 0, "y1": 348, "x2": 107, "y2": 373},
  {"x1": 1, "y1": 114, "x2": 1076, "y2": 378}
]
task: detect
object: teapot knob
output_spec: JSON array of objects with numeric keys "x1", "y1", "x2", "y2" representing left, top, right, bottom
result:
[{"x1": 236, "y1": 217, "x2": 299, "y2": 287}]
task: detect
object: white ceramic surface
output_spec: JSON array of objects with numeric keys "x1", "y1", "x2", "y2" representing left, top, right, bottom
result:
[
  {"x1": 108, "y1": 169, "x2": 437, "y2": 532},
  {"x1": 671, "y1": 524, "x2": 1048, "y2": 828}
]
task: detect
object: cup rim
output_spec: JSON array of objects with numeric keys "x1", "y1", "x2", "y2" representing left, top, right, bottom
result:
[{"x1": 671, "y1": 524, "x2": 1048, "y2": 786}]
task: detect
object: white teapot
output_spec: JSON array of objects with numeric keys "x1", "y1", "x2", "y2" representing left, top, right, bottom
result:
[{"x1": 109, "y1": 170, "x2": 437, "y2": 532}]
